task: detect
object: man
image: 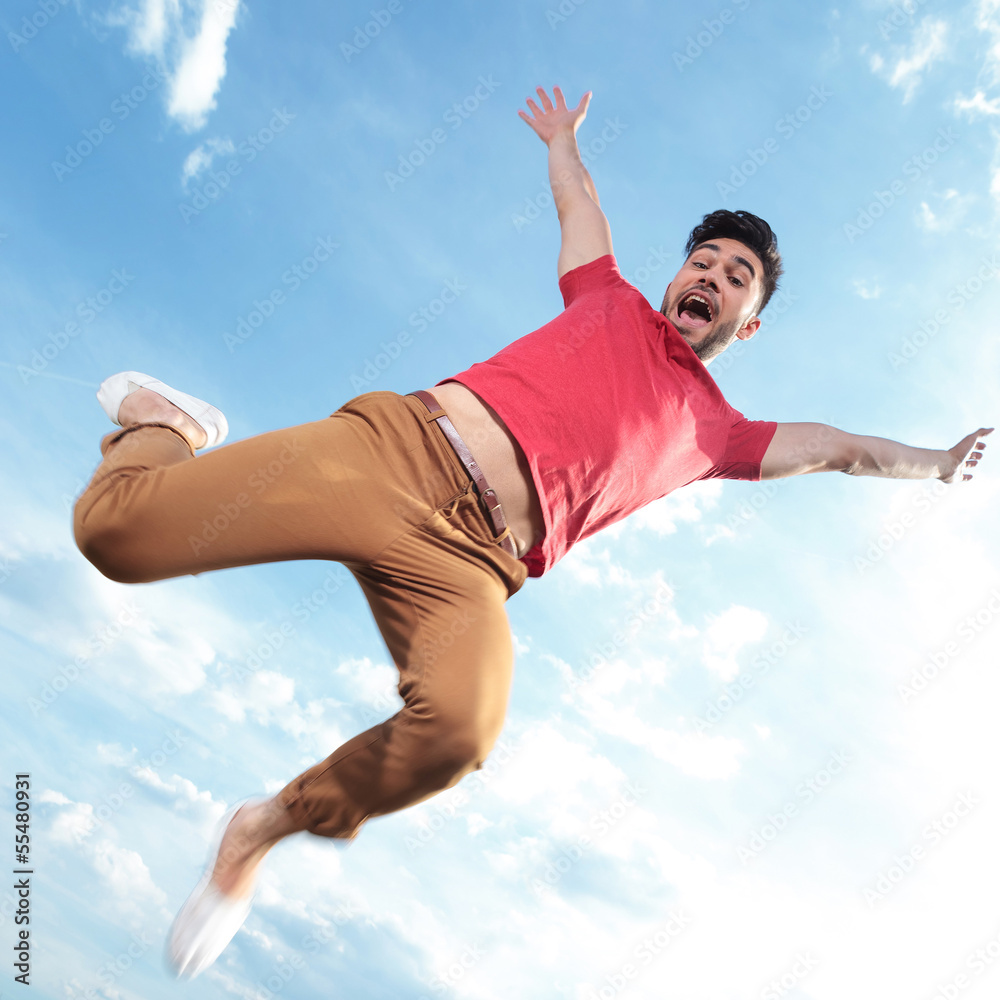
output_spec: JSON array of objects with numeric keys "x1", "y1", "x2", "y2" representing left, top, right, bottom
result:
[{"x1": 72, "y1": 85, "x2": 990, "y2": 979}]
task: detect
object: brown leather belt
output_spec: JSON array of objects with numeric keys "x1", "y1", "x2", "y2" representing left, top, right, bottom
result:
[{"x1": 407, "y1": 389, "x2": 518, "y2": 560}]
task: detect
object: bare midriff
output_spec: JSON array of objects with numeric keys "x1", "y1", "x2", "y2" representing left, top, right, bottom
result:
[{"x1": 424, "y1": 381, "x2": 545, "y2": 560}]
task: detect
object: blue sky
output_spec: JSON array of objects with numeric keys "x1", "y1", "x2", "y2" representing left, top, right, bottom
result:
[{"x1": 2, "y1": 1, "x2": 1000, "y2": 997}]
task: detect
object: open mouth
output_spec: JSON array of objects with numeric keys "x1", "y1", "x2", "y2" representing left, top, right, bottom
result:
[{"x1": 676, "y1": 290, "x2": 714, "y2": 328}]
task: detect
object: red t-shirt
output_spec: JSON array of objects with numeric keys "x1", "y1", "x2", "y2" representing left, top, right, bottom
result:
[{"x1": 436, "y1": 254, "x2": 777, "y2": 577}]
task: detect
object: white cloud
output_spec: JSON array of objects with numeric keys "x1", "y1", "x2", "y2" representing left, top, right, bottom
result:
[
  {"x1": 488, "y1": 724, "x2": 626, "y2": 813},
  {"x1": 43, "y1": 791, "x2": 170, "y2": 924},
  {"x1": 0, "y1": 495, "x2": 78, "y2": 562},
  {"x1": 603, "y1": 806, "x2": 719, "y2": 895},
  {"x1": 210, "y1": 667, "x2": 296, "y2": 723},
  {"x1": 628, "y1": 479, "x2": 723, "y2": 536},
  {"x1": 578, "y1": 692, "x2": 746, "y2": 778},
  {"x1": 128, "y1": 766, "x2": 216, "y2": 815},
  {"x1": 0, "y1": 552, "x2": 243, "y2": 703},
  {"x1": 96, "y1": 742, "x2": 134, "y2": 767},
  {"x1": 42, "y1": 792, "x2": 96, "y2": 844},
  {"x1": 563, "y1": 659, "x2": 747, "y2": 780},
  {"x1": 955, "y1": 90, "x2": 1000, "y2": 117},
  {"x1": 704, "y1": 522, "x2": 736, "y2": 545},
  {"x1": 209, "y1": 667, "x2": 351, "y2": 760},
  {"x1": 701, "y1": 604, "x2": 769, "y2": 681},
  {"x1": 915, "y1": 189, "x2": 970, "y2": 231},
  {"x1": 91, "y1": 838, "x2": 168, "y2": 914},
  {"x1": 108, "y1": 0, "x2": 242, "y2": 132},
  {"x1": 976, "y1": 0, "x2": 1000, "y2": 82},
  {"x1": 963, "y1": 0, "x2": 1000, "y2": 206},
  {"x1": 991, "y1": 159, "x2": 1000, "y2": 202},
  {"x1": 917, "y1": 200, "x2": 940, "y2": 230},
  {"x1": 333, "y1": 655, "x2": 399, "y2": 710},
  {"x1": 853, "y1": 278, "x2": 882, "y2": 300},
  {"x1": 873, "y1": 18, "x2": 948, "y2": 103},
  {"x1": 167, "y1": 1, "x2": 241, "y2": 130},
  {"x1": 466, "y1": 812, "x2": 493, "y2": 836},
  {"x1": 181, "y1": 136, "x2": 235, "y2": 186},
  {"x1": 558, "y1": 536, "x2": 634, "y2": 587},
  {"x1": 116, "y1": 0, "x2": 179, "y2": 58}
]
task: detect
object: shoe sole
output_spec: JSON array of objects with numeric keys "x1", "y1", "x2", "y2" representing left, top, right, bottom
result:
[{"x1": 164, "y1": 796, "x2": 270, "y2": 979}]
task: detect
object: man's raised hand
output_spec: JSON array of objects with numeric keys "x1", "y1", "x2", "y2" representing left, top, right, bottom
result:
[
  {"x1": 518, "y1": 86, "x2": 592, "y2": 146},
  {"x1": 939, "y1": 427, "x2": 994, "y2": 483}
]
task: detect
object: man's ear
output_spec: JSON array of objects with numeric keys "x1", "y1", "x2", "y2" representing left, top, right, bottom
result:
[{"x1": 736, "y1": 315, "x2": 761, "y2": 342}]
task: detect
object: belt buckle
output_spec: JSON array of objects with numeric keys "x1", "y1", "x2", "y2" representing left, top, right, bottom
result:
[
  {"x1": 409, "y1": 390, "x2": 518, "y2": 560},
  {"x1": 479, "y1": 488, "x2": 502, "y2": 514},
  {"x1": 480, "y1": 490, "x2": 517, "y2": 558}
]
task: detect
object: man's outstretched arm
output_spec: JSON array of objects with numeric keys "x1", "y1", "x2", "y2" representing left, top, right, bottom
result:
[
  {"x1": 518, "y1": 85, "x2": 613, "y2": 279},
  {"x1": 759, "y1": 423, "x2": 994, "y2": 483}
]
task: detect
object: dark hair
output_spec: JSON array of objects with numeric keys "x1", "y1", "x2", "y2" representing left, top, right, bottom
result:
[{"x1": 683, "y1": 209, "x2": 783, "y2": 313}]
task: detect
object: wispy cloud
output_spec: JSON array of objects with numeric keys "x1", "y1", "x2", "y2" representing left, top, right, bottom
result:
[
  {"x1": 558, "y1": 536, "x2": 635, "y2": 587},
  {"x1": 853, "y1": 278, "x2": 882, "y2": 299},
  {"x1": 956, "y1": 3, "x2": 1000, "y2": 203},
  {"x1": 42, "y1": 789, "x2": 170, "y2": 923},
  {"x1": 976, "y1": 0, "x2": 1000, "y2": 82},
  {"x1": 955, "y1": 90, "x2": 1000, "y2": 116},
  {"x1": 915, "y1": 188, "x2": 971, "y2": 231},
  {"x1": 872, "y1": 17, "x2": 948, "y2": 103},
  {"x1": 574, "y1": 682, "x2": 747, "y2": 778},
  {"x1": 701, "y1": 605, "x2": 769, "y2": 681},
  {"x1": 181, "y1": 135, "x2": 236, "y2": 185},
  {"x1": 629, "y1": 479, "x2": 723, "y2": 536}
]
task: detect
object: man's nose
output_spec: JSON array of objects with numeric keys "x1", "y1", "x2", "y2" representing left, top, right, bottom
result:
[{"x1": 698, "y1": 272, "x2": 720, "y2": 291}]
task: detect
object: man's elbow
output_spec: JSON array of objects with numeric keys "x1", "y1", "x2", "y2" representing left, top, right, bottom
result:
[
  {"x1": 805, "y1": 426, "x2": 867, "y2": 475},
  {"x1": 837, "y1": 434, "x2": 872, "y2": 476},
  {"x1": 555, "y1": 181, "x2": 597, "y2": 218}
]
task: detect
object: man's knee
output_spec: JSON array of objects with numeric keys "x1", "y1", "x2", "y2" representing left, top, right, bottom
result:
[
  {"x1": 412, "y1": 722, "x2": 497, "y2": 790},
  {"x1": 73, "y1": 508, "x2": 154, "y2": 585}
]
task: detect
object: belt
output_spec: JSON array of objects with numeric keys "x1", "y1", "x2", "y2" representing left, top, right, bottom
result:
[{"x1": 407, "y1": 389, "x2": 518, "y2": 560}]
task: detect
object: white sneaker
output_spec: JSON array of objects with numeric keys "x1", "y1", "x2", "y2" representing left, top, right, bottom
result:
[
  {"x1": 97, "y1": 371, "x2": 229, "y2": 449},
  {"x1": 164, "y1": 798, "x2": 267, "y2": 979}
]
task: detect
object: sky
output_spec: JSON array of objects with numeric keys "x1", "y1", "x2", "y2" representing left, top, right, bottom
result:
[{"x1": 1, "y1": 0, "x2": 1000, "y2": 998}]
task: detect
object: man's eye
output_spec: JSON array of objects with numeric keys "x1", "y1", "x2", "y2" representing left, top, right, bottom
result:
[
  {"x1": 693, "y1": 261, "x2": 706, "y2": 268},
  {"x1": 730, "y1": 275, "x2": 743, "y2": 286}
]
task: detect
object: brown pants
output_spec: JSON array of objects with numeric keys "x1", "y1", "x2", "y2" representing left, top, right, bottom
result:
[{"x1": 73, "y1": 389, "x2": 529, "y2": 839}]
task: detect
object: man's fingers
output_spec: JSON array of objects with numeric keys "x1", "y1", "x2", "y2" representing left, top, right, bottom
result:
[{"x1": 523, "y1": 86, "x2": 590, "y2": 123}]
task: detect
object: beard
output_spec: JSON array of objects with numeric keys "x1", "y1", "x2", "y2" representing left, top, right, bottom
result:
[{"x1": 670, "y1": 310, "x2": 743, "y2": 363}]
